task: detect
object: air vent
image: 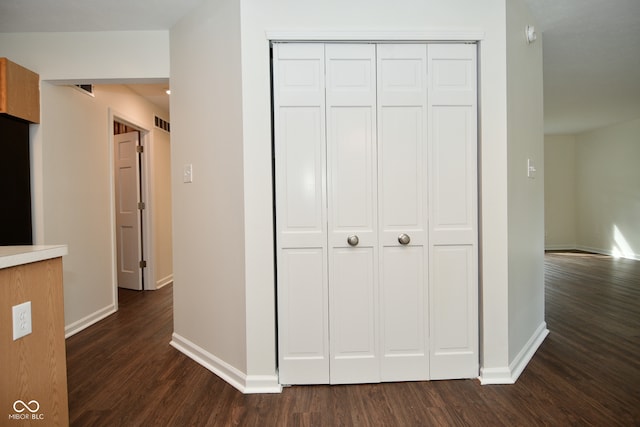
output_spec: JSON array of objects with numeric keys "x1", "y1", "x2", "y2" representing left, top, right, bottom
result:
[
  {"x1": 71, "y1": 84, "x2": 95, "y2": 98},
  {"x1": 154, "y1": 115, "x2": 170, "y2": 133},
  {"x1": 74, "y1": 84, "x2": 94, "y2": 95}
]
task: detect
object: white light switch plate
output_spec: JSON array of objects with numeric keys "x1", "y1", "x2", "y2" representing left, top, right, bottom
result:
[
  {"x1": 183, "y1": 164, "x2": 193, "y2": 183},
  {"x1": 527, "y1": 158, "x2": 537, "y2": 179},
  {"x1": 13, "y1": 301, "x2": 32, "y2": 340}
]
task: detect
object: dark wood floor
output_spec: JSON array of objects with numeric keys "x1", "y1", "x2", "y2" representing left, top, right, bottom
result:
[{"x1": 66, "y1": 252, "x2": 640, "y2": 426}]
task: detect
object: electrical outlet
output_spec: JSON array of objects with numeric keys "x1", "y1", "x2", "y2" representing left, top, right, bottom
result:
[{"x1": 12, "y1": 301, "x2": 32, "y2": 340}]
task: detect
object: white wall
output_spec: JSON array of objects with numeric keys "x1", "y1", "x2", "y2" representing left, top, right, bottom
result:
[
  {"x1": 544, "y1": 134, "x2": 577, "y2": 249},
  {"x1": 0, "y1": 31, "x2": 168, "y2": 82},
  {"x1": 169, "y1": 0, "x2": 518, "y2": 392},
  {"x1": 575, "y1": 118, "x2": 640, "y2": 259},
  {"x1": 237, "y1": 0, "x2": 523, "y2": 388},
  {"x1": 167, "y1": 0, "x2": 541, "y2": 389},
  {"x1": 505, "y1": 0, "x2": 547, "y2": 377},
  {"x1": 38, "y1": 83, "x2": 115, "y2": 333},
  {"x1": 169, "y1": 0, "x2": 250, "y2": 386},
  {"x1": 0, "y1": 0, "x2": 546, "y2": 392}
]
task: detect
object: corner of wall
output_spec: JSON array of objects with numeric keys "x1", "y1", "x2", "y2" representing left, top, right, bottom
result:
[
  {"x1": 170, "y1": 333, "x2": 282, "y2": 394},
  {"x1": 480, "y1": 321, "x2": 548, "y2": 384}
]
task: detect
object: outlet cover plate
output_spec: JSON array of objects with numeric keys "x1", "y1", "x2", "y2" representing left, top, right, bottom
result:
[{"x1": 13, "y1": 301, "x2": 32, "y2": 340}]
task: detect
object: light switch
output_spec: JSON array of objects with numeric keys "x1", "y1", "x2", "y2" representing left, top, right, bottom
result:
[
  {"x1": 183, "y1": 164, "x2": 193, "y2": 183},
  {"x1": 527, "y1": 158, "x2": 536, "y2": 179}
]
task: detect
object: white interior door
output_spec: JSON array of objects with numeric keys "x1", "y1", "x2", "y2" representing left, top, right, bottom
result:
[
  {"x1": 273, "y1": 44, "x2": 329, "y2": 384},
  {"x1": 326, "y1": 44, "x2": 379, "y2": 384},
  {"x1": 427, "y1": 44, "x2": 478, "y2": 379},
  {"x1": 377, "y1": 44, "x2": 429, "y2": 381},
  {"x1": 274, "y1": 42, "x2": 478, "y2": 385},
  {"x1": 114, "y1": 131, "x2": 143, "y2": 291}
]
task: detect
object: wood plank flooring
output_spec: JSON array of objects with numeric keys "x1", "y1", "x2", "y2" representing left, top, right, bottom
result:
[{"x1": 66, "y1": 252, "x2": 640, "y2": 426}]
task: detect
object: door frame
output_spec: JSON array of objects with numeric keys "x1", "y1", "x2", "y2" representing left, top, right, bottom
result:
[
  {"x1": 108, "y1": 108, "x2": 157, "y2": 303},
  {"x1": 271, "y1": 39, "x2": 481, "y2": 384}
]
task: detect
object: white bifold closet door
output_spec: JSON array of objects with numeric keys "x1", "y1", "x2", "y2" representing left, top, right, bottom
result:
[{"x1": 274, "y1": 42, "x2": 477, "y2": 385}]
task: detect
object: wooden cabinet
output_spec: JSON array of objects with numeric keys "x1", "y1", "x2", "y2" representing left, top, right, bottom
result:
[
  {"x1": 0, "y1": 247, "x2": 69, "y2": 426},
  {"x1": 0, "y1": 57, "x2": 40, "y2": 124},
  {"x1": 0, "y1": 58, "x2": 38, "y2": 245}
]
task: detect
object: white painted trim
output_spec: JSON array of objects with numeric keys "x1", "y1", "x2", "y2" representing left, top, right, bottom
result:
[
  {"x1": 107, "y1": 108, "x2": 120, "y2": 315},
  {"x1": 576, "y1": 245, "x2": 640, "y2": 261},
  {"x1": 266, "y1": 29, "x2": 485, "y2": 42},
  {"x1": 170, "y1": 333, "x2": 283, "y2": 394},
  {"x1": 479, "y1": 321, "x2": 549, "y2": 385},
  {"x1": 544, "y1": 244, "x2": 577, "y2": 251},
  {"x1": 155, "y1": 274, "x2": 173, "y2": 289},
  {"x1": 244, "y1": 375, "x2": 283, "y2": 394},
  {"x1": 545, "y1": 245, "x2": 640, "y2": 261},
  {"x1": 508, "y1": 322, "x2": 549, "y2": 382},
  {"x1": 478, "y1": 366, "x2": 514, "y2": 385},
  {"x1": 140, "y1": 129, "x2": 156, "y2": 290},
  {"x1": 65, "y1": 304, "x2": 116, "y2": 338}
]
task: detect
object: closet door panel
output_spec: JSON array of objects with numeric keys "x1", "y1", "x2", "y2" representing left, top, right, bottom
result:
[
  {"x1": 430, "y1": 106, "x2": 476, "y2": 243},
  {"x1": 274, "y1": 42, "x2": 479, "y2": 386},
  {"x1": 274, "y1": 43, "x2": 329, "y2": 384},
  {"x1": 428, "y1": 44, "x2": 479, "y2": 379},
  {"x1": 277, "y1": 107, "x2": 325, "y2": 242},
  {"x1": 379, "y1": 107, "x2": 422, "y2": 231},
  {"x1": 326, "y1": 44, "x2": 379, "y2": 384},
  {"x1": 278, "y1": 248, "x2": 329, "y2": 384},
  {"x1": 377, "y1": 44, "x2": 429, "y2": 381},
  {"x1": 329, "y1": 107, "x2": 376, "y2": 235},
  {"x1": 329, "y1": 247, "x2": 378, "y2": 383},
  {"x1": 430, "y1": 246, "x2": 477, "y2": 379},
  {"x1": 379, "y1": 245, "x2": 428, "y2": 380}
]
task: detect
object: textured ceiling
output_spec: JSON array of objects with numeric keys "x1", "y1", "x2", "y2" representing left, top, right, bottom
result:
[{"x1": 1, "y1": 0, "x2": 639, "y2": 134}]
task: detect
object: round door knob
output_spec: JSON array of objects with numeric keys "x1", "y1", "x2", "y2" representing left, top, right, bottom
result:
[
  {"x1": 398, "y1": 233, "x2": 411, "y2": 245},
  {"x1": 347, "y1": 235, "x2": 359, "y2": 246}
]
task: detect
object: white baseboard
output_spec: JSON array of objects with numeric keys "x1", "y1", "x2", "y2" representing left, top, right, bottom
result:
[
  {"x1": 478, "y1": 366, "x2": 514, "y2": 385},
  {"x1": 575, "y1": 245, "x2": 640, "y2": 261},
  {"x1": 508, "y1": 322, "x2": 549, "y2": 381},
  {"x1": 545, "y1": 244, "x2": 640, "y2": 261},
  {"x1": 244, "y1": 374, "x2": 284, "y2": 394},
  {"x1": 479, "y1": 322, "x2": 549, "y2": 385},
  {"x1": 65, "y1": 304, "x2": 116, "y2": 338},
  {"x1": 170, "y1": 333, "x2": 282, "y2": 394},
  {"x1": 156, "y1": 274, "x2": 173, "y2": 289},
  {"x1": 544, "y1": 244, "x2": 576, "y2": 251}
]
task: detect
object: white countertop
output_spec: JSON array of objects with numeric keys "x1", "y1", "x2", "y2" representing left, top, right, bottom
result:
[{"x1": 0, "y1": 245, "x2": 68, "y2": 269}]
